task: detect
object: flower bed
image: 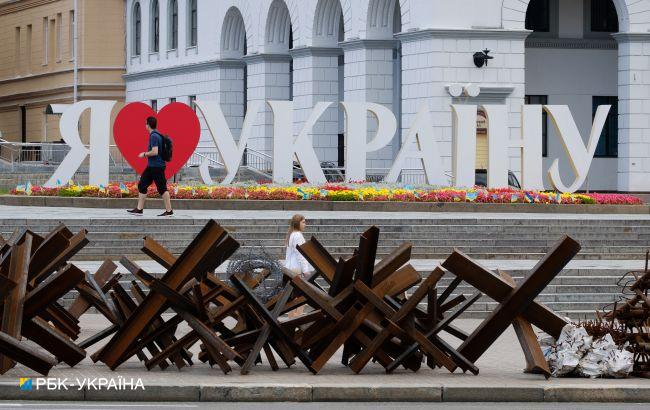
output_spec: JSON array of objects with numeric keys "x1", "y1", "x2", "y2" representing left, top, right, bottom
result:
[{"x1": 9, "y1": 182, "x2": 643, "y2": 205}]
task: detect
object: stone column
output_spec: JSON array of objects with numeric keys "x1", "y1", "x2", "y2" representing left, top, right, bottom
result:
[
  {"x1": 614, "y1": 33, "x2": 650, "y2": 192},
  {"x1": 395, "y1": 29, "x2": 528, "y2": 182},
  {"x1": 243, "y1": 53, "x2": 292, "y2": 155},
  {"x1": 341, "y1": 39, "x2": 398, "y2": 172},
  {"x1": 290, "y1": 47, "x2": 342, "y2": 163}
]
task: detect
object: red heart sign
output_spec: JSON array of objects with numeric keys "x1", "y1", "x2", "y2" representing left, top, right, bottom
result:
[{"x1": 113, "y1": 102, "x2": 201, "y2": 179}]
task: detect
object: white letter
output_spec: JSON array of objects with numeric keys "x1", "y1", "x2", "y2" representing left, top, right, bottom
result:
[
  {"x1": 267, "y1": 101, "x2": 328, "y2": 184},
  {"x1": 514, "y1": 104, "x2": 545, "y2": 191},
  {"x1": 451, "y1": 105, "x2": 477, "y2": 188},
  {"x1": 546, "y1": 105, "x2": 609, "y2": 193},
  {"x1": 341, "y1": 102, "x2": 397, "y2": 182},
  {"x1": 46, "y1": 100, "x2": 116, "y2": 187},
  {"x1": 194, "y1": 100, "x2": 263, "y2": 184},
  {"x1": 386, "y1": 104, "x2": 446, "y2": 185}
]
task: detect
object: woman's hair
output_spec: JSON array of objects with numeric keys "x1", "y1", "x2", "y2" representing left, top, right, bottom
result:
[{"x1": 285, "y1": 214, "x2": 305, "y2": 246}]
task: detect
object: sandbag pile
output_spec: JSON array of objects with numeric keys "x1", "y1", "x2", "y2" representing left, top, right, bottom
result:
[{"x1": 539, "y1": 324, "x2": 634, "y2": 378}]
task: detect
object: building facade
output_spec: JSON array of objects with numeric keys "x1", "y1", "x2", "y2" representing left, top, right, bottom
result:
[
  {"x1": 124, "y1": 0, "x2": 650, "y2": 192},
  {"x1": 0, "y1": 0, "x2": 125, "y2": 144}
]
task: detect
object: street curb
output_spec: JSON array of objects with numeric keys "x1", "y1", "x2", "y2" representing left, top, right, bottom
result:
[
  {"x1": 2, "y1": 384, "x2": 650, "y2": 402},
  {"x1": 442, "y1": 386, "x2": 543, "y2": 402},
  {"x1": 543, "y1": 386, "x2": 650, "y2": 402},
  {"x1": 201, "y1": 385, "x2": 311, "y2": 402},
  {"x1": 0, "y1": 195, "x2": 648, "y2": 214},
  {"x1": 311, "y1": 385, "x2": 442, "y2": 402},
  {"x1": 84, "y1": 385, "x2": 200, "y2": 401}
]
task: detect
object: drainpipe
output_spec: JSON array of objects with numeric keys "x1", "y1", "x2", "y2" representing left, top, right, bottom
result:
[{"x1": 73, "y1": 0, "x2": 79, "y2": 102}]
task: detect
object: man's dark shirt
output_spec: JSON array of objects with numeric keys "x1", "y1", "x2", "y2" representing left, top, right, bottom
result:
[{"x1": 148, "y1": 130, "x2": 166, "y2": 168}]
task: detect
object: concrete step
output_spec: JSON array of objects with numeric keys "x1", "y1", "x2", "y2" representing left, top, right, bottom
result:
[{"x1": 55, "y1": 263, "x2": 630, "y2": 319}]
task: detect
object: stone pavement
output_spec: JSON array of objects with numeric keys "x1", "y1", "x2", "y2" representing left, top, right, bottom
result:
[
  {"x1": 3, "y1": 205, "x2": 650, "y2": 221},
  {"x1": 0, "y1": 315, "x2": 648, "y2": 403}
]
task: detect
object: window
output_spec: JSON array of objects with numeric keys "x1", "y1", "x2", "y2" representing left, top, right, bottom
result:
[
  {"x1": 56, "y1": 13, "x2": 62, "y2": 62},
  {"x1": 593, "y1": 96, "x2": 618, "y2": 157},
  {"x1": 169, "y1": 0, "x2": 178, "y2": 50},
  {"x1": 14, "y1": 27, "x2": 20, "y2": 73},
  {"x1": 151, "y1": 99, "x2": 158, "y2": 112},
  {"x1": 42, "y1": 17, "x2": 48, "y2": 64},
  {"x1": 525, "y1": 0, "x2": 550, "y2": 32},
  {"x1": 133, "y1": 2, "x2": 142, "y2": 56},
  {"x1": 151, "y1": 0, "x2": 159, "y2": 52},
  {"x1": 169, "y1": 97, "x2": 176, "y2": 103},
  {"x1": 525, "y1": 95, "x2": 549, "y2": 157},
  {"x1": 591, "y1": 0, "x2": 618, "y2": 32},
  {"x1": 188, "y1": 0, "x2": 198, "y2": 47},
  {"x1": 69, "y1": 11, "x2": 74, "y2": 59},
  {"x1": 49, "y1": 19, "x2": 55, "y2": 65},
  {"x1": 188, "y1": 95, "x2": 196, "y2": 112},
  {"x1": 26, "y1": 25, "x2": 32, "y2": 71}
]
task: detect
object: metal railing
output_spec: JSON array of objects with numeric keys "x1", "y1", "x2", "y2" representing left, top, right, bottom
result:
[
  {"x1": 0, "y1": 138, "x2": 446, "y2": 185},
  {"x1": 0, "y1": 138, "x2": 132, "y2": 172}
]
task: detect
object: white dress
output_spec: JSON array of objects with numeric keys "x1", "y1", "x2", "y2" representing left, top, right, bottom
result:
[{"x1": 284, "y1": 231, "x2": 313, "y2": 275}]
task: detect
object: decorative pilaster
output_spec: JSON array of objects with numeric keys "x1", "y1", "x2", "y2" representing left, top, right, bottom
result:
[
  {"x1": 289, "y1": 47, "x2": 343, "y2": 163},
  {"x1": 613, "y1": 33, "x2": 650, "y2": 192},
  {"x1": 341, "y1": 39, "x2": 398, "y2": 170},
  {"x1": 243, "y1": 53, "x2": 292, "y2": 155}
]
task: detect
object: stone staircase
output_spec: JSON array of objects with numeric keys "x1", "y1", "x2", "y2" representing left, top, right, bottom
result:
[
  {"x1": 2, "y1": 216, "x2": 646, "y2": 319},
  {"x1": 2, "y1": 217, "x2": 649, "y2": 261}
]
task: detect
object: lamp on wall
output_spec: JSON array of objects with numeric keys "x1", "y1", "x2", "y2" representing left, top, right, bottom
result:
[{"x1": 473, "y1": 49, "x2": 493, "y2": 68}]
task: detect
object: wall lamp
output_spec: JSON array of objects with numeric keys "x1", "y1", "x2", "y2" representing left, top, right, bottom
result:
[{"x1": 473, "y1": 49, "x2": 493, "y2": 68}]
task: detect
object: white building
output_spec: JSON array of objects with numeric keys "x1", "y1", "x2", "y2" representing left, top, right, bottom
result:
[{"x1": 124, "y1": 0, "x2": 650, "y2": 192}]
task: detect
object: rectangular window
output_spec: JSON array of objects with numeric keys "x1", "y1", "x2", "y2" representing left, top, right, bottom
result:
[
  {"x1": 69, "y1": 11, "x2": 75, "y2": 59},
  {"x1": 525, "y1": 0, "x2": 550, "y2": 32},
  {"x1": 189, "y1": 0, "x2": 198, "y2": 47},
  {"x1": 56, "y1": 13, "x2": 62, "y2": 62},
  {"x1": 169, "y1": 97, "x2": 176, "y2": 103},
  {"x1": 188, "y1": 95, "x2": 196, "y2": 112},
  {"x1": 14, "y1": 27, "x2": 21, "y2": 73},
  {"x1": 591, "y1": 0, "x2": 619, "y2": 32},
  {"x1": 593, "y1": 96, "x2": 618, "y2": 157},
  {"x1": 151, "y1": 99, "x2": 158, "y2": 112},
  {"x1": 49, "y1": 19, "x2": 56, "y2": 65},
  {"x1": 525, "y1": 95, "x2": 549, "y2": 157},
  {"x1": 26, "y1": 25, "x2": 32, "y2": 71},
  {"x1": 42, "y1": 17, "x2": 48, "y2": 64}
]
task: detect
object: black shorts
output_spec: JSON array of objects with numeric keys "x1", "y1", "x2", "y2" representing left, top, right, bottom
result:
[{"x1": 138, "y1": 166, "x2": 167, "y2": 195}]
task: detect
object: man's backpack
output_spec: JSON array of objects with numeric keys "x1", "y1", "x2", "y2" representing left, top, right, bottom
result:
[{"x1": 161, "y1": 134, "x2": 173, "y2": 162}]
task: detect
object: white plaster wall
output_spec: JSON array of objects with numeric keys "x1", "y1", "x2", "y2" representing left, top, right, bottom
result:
[{"x1": 526, "y1": 48, "x2": 619, "y2": 191}]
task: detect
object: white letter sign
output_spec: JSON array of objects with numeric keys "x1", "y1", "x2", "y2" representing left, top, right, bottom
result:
[
  {"x1": 546, "y1": 105, "x2": 610, "y2": 193},
  {"x1": 341, "y1": 102, "x2": 397, "y2": 182},
  {"x1": 46, "y1": 100, "x2": 116, "y2": 187},
  {"x1": 386, "y1": 104, "x2": 446, "y2": 185},
  {"x1": 194, "y1": 100, "x2": 263, "y2": 184}
]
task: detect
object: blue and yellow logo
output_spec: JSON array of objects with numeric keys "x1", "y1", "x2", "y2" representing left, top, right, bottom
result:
[{"x1": 19, "y1": 378, "x2": 32, "y2": 391}]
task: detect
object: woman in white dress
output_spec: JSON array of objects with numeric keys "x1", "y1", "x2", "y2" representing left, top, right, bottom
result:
[{"x1": 284, "y1": 214, "x2": 312, "y2": 317}]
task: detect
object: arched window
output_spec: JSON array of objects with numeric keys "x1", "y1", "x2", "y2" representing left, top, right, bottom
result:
[
  {"x1": 188, "y1": 0, "x2": 198, "y2": 47},
  {"x1": 151, "y1": 0, "x2": 159, "y2": 52},
  {"x1": 133, "y1": 2, "x2": 141, "y2": 56},
  {"x1": 168, "y1": 0, "x2": 178, "y2": 50}
]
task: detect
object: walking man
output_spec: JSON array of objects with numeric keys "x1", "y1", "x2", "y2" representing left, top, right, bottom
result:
[{"x1": 127, "y1": 116, "x2": 174, "y2": 216}]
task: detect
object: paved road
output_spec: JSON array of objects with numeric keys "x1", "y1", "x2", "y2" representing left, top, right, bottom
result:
[{"x1": 0, "y1": 402, "x2": 647, "y2": 409}]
